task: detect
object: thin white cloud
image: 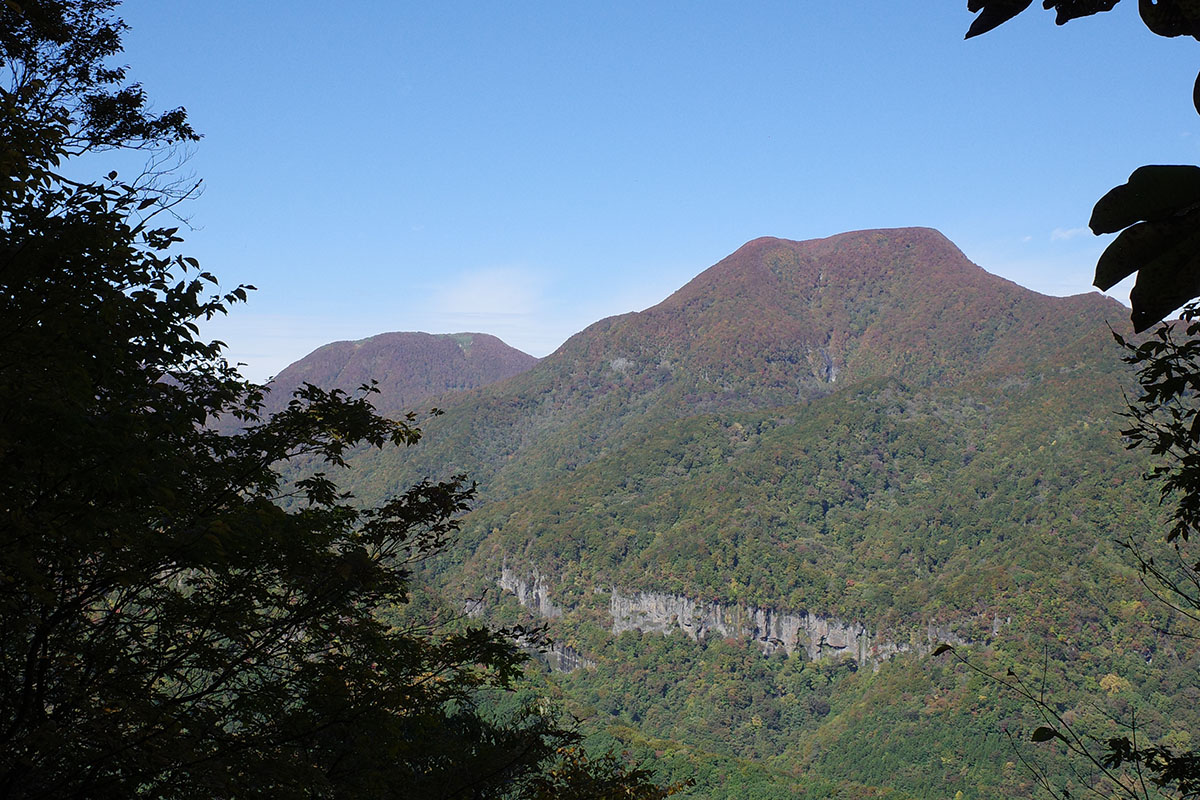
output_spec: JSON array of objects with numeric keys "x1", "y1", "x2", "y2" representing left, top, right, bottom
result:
[
  {"x1": 425, "y1": 265, "x2": 586, "y2": 356},
  {"x1": 434, "y1": 266, "x2": 542, "y2": 316},
  {"x1": 1050, "y1": 226, "x2": 1090, "y2": 242}
]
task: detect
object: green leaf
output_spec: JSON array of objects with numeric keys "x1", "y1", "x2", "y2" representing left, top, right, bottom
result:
[
  {"x1": 1138, "y1": 0, "x2": 1200, "y2": 39},
  {"x1": 1043, "y1": 0, "x2": 1120, "y2": 26},
  {"x1": 1091, "y1": 210, "x2": 1200, "y2": 331},
  {"x1": 1127, "y1": 219, "x2": 1200, "y2": 331},
  {"x1": 931, "y1": 643, "x2": 955, "y2": 656},
  {"x1": 1094, "y1": 214, "x2": 1200, "y2": 291},
  {"x1": 1089, "y1": 166, "x2": 1200, "y2": 330}
]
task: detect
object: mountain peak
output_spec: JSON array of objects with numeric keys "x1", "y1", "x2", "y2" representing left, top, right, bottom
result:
[
  {"x1": 733, "y1": 226, "x2": 955, "y2": 255},
  {"x1": 668, "y1": 227, "x2": 980, "y2": 308},
  {"x1": 552, "y1": 227, "x2": 1122, "y2": 408},
  {"x1": 267, "y1": 331, "x2": 537, "y2": 416}
]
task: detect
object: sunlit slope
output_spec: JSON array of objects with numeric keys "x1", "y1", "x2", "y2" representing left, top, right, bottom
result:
[
  {"x1": 458, "y1": 339, "x2": 1175, "y2": 799},
  {"x1": 344, "y1": 227, "x2": 1126, "y2": 505},
  {"x1": 462, "y1": 362, "x2": 1149, "y2": 619}
]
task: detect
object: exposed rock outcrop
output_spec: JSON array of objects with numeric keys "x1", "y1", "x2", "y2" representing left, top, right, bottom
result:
[
  {"x1": 608, "y1": 589, "x2": 968, "y2": 667},
  {"x1": 544, "y1": 642, "x2": 595, "y2": 672},
  {"x1": 499, "y1": 565, "x2": 563, "y2": 619},
  {"x1": 498, "y1": 567, "x2": 981, "y2": 671}
]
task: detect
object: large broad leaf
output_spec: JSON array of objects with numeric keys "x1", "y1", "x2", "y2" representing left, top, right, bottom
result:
[
  {"x1": 1046, "y1": 0, "x2": 1121, "y2": 25},
  {"x1": 1091, "y1": 166, "x2": 1200, "y2": 331},
  {"x1": 1094, "y1": 217, "x2": 1186, "y2": 289},
  {"x1": 965, "y1": 2, "x2": 1198, "y2": 44},
  {"x1": 965, "y1": 0, "x2": 1119, "y2": 38},
  {"x1": 1105, "y1": 215, "x2": 1200, "y2": 331},
  {"x1": 1139, "y1": 0, "x2": 1200, "y2": 39},
  {"x1": 1091, "y1": 166, "x2": 1200, "y2": 235},
  {"x1": 966, "y1": 0, "x2": 1034, "y2": 38}
]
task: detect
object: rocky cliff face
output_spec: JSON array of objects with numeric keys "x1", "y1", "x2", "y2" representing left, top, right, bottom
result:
[
  {"x1": 499, "y1": 567, "x2": 981, "y2": 670},
  {"x1": 608, "y1": 589, "x2": 978, "y2": 665},
  {"x1": 499, "y1": 566, "x2": 563, "y2": 619},
  {"x1": 482, "y1": 571, "x2": 592, "y2": 671},
  {"x1": 542, "y1": 643, "x2": 595, "y2": 672}
]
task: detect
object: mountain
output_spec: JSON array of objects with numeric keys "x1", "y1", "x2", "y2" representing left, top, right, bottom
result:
[
  {"x1": 263, "y1": 331, "x2": 537, "y2": 417},
  {"x1": 321, "y1": 229, "x2": 1188, "y2": 799},
  {"x1": 599, "y1": 226, "x2": 1107, "y2": 390},
  {"x1": 345, "y1": 228, "x2": 1121, "y2": 500}
]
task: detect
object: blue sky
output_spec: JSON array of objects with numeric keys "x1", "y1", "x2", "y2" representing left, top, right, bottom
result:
[{"x1": 115, "y1": 2, "x2": 1200, "y2": 381}]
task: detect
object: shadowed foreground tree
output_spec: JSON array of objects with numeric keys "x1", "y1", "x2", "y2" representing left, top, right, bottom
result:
[{"x1": 0, "y1": 1, "x2": 679, "y2": 797}]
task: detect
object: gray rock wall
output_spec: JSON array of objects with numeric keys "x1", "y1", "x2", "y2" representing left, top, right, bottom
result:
[
  {"x1": 608, "y1": 589, "x2": 937, "y2": 666},
  {"x1": 544, "y1": 642, "x2": 596, "y2": 672},
  {"x1": 499, "y1": 567, "x2": 977, "y2": 671},
  {"x1": 499, "y1": 565, "x2": 563, "y2": 619}
]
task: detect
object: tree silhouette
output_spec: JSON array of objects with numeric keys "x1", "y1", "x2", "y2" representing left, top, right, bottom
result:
[{"x1": 0, "y1": 2, "x2": 677, "y2": 797}]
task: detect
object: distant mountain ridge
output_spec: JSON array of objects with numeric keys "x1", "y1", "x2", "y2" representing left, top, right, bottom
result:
[{"x1": 264, "y1": 331, "x2": 537, "y2": 416}]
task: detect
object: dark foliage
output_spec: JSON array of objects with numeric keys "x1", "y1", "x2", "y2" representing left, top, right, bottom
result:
[
  {"x1": 0, "y1": 2, "x2": 677, "y2": 797},
  {"x1": 0, "y1": 0, "x2": 196, "y2": 152},
  {"x1": 1114, "y1": 310, "x2": 1200, "y2": 544}
]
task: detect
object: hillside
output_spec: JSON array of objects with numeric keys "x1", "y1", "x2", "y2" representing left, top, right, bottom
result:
[
  {"x1": 325, "y1": 228, "x2": 1193, "y2": 798},
  {"x1": 263, "y1": 331, "x2": 537, "y2": 417},
  {"x1": 345, "y1": 228, "x2": 1122, "y2": 501}
]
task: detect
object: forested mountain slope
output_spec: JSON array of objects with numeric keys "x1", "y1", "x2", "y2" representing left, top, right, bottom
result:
[
  {"x1": 345, "y1": 227, "x2": 1122, "y2": 502},
  {"x1": 318, "y1": 228, "x2": 1191, "y2": 798}
]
